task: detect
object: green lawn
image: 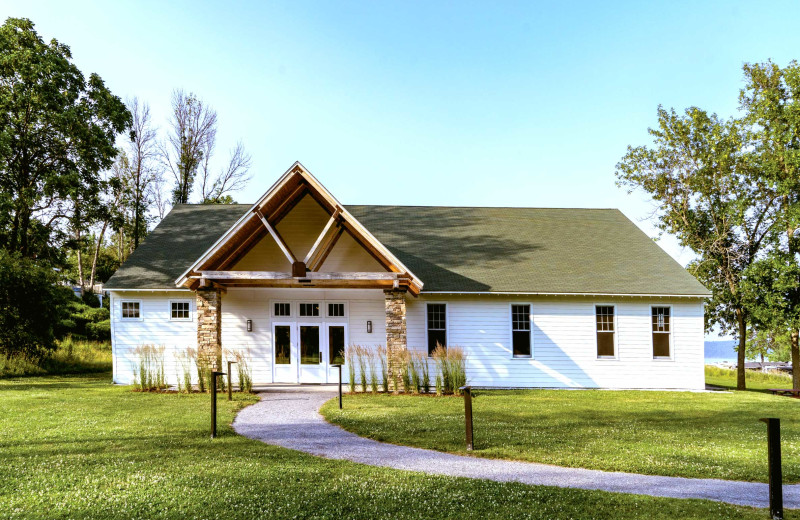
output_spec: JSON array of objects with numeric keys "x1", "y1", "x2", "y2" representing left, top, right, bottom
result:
[
  {"x1": 0, "y1": 374, "x2": 789, "y2": 519},
  {"x1": 705, "y1": 365, "x2": 795, "y2": 392},
  {"x1": 321, "y1": 387, "x2": 800, "y2": 483}
]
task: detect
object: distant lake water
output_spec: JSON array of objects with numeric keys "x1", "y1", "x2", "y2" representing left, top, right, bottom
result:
[{"x1": 705, "y1": 340, "x2": 739, "y2": 364}]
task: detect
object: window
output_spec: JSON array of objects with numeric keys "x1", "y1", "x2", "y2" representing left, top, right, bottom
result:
[
  {"x1": 328, "y1": 303, "x2": 345, "y2": 317},
  {"x1": 274, "y1": 325, "x2": 291, "y2": 364},
  {"x1": 299, "y1": 303, "x2": 320, "y2": 317},
  {"x1": 274, "y1": 302, "x2": 291, "y2": 317},
  {"x1": 427, "y1": 303, "x2": 447, "y2": 356},
  {"x1": 329, "y1": 325, "x2": 345, "y2": 365},
  {"x1": 652, "y1": 306, "x2": 671, "y2": 358},
  {"x1": 596, "y1": 305, "x2": 615, "y2": 357},
  {"x1": 121, "y1": 301, "x2": 140, "y2": 320},
  {"x1": 511, "y1": 304, "x2": 531, "y2": 358},
  {"x1": 170, "y1": 301, "x2": 190, "y2": 320}
]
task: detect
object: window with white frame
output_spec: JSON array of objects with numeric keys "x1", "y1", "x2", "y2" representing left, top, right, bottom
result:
[
  {"x1": 299, "y1": 303, "x2": 320, "y2": 317},
  {"x1": 595, "y1": 305, "x2": 615, "y2": 357},
  {"x1": 121, "y1": 301, "x2": 141, "y2": 320},
  {"x1": 652, "y1": 306, "x2": 671, "y2": 358},
  {"x1": 511, "y1": 304, "x2": 531, "y2": 358},
  {"x1": 328, "y1": 303, "x2": 345, "y2": 317},
  {"x1": 170, "y1": 301, "x2": 190, "y2": 320},
  {"x1": 427, "y1": 303, "x2": 446, "y2": 356},
  {"x1": 274, "y1": 302, "x2": 291, "y2": 317}
]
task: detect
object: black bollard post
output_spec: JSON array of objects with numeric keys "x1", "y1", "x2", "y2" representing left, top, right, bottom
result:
[
  {"x1": 760, "y1": 418, "x2": 783, "y2": 520},
  {"x1": 332, "y1": 364, "x2": 343, "y2": 409},
  {"x1": 211, "y1": 371, "x2": 226, "y2": 439},
  {"x1": 227, "y1": 361, "x2": 236, "y2": 401},
  {"x1": 463, "y1": 386, "x2": 473, "y2": 451}
]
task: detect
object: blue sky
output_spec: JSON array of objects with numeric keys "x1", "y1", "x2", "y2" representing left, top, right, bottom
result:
[{"x1": 4, "y1": 1, "x2": 800, "y2": 338}]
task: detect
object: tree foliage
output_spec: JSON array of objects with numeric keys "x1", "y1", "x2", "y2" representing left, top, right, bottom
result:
[{"x1": 0, "y1": 17, "x2": 130, "y2": 260}]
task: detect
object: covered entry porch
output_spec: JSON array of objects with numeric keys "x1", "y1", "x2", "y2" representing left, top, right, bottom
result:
[{"x1": 196, "y1": 286, "x2": 408, "y2": 385}]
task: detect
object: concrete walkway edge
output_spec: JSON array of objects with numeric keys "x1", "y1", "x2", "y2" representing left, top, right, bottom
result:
[{"x1": 232, "y1": 387, "x2": 799, "y2": 509}]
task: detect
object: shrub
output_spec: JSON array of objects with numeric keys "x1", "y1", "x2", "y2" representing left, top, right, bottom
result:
[
  {"x1": 133, "y1": 344, "x2": 166, "y2": 391},
  {"x1": 0, "y1": 250, "x2": 65, "y2": 360},
  {"x1": 85, "y1": 319, "x2": 110, "y2": 341}
]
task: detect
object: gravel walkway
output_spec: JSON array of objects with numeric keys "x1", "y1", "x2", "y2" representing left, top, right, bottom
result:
[{"x1": 233, "y1": 386, "x2": 800, "y2": 509}]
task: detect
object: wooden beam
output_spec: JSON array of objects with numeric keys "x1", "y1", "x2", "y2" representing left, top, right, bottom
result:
[
  {"x1": 309, "y1": 226, "x2": 344, "y2": 271},
  {"x1": 199, "y1": 270, "x2": 405, "y2": 281},
  {"x1": 254, "y1": 210, "x2": 297, "y2": 265},
  {"x1": 303, "y1": 209, "x2": 340, "y2": 264},
  {"x1": 266, "y1": 183, "x2": 307, "y2": 224}
]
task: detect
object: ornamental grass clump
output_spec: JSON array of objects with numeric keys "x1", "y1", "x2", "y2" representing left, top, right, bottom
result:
[
  {"x1": 346, "y1": 346, "x2": 356, "y2": 393},
  {"x1": 227, "y1": 349, "x2": 253, "y2": 393},
  {"x1": 378, "y1": 345, "x2": 388, "y2": 393},
  {"x1": 432, "y1": 345, "x2": 467, "y2": 395},
  {"x1": 186, "y1": 348, "x2": 206, "y2": 393},
  {"x1": 133, "y1": 344, "x2": 166, "y2": 391},
  {"x1": 400, "y1": 349, "x2": 412, "y2": 392},
  {"x1": 412, "y1": 350, "x2": 431, "y2": 393},
  {"x1": 175, "y1": 348, "x2": 194, "y2": 393},
  {"x1": 366, "y1": 346, "x2": 379, "y2": 393},
  {"x1": 406, "y1": 351, "x2": 420, "y2": 394}
]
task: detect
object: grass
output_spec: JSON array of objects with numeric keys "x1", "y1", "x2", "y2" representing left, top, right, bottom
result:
[
  {"x1": 0, "y1": 374, "x2": 790, "y2": 519},
  {"x1": 705, "y1": 365, "x2": 795, "y2": 392},
  {"x1": 0, "y1": 337, "x2": 111, "y2": 378},
  {"x1": 321, "y1": 387, "x2": 800, "y2": 483}
]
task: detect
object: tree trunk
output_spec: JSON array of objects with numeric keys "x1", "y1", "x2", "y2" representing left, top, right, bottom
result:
[
  {"x1": 736, "y1": 308, "x2": 747, "y2": 390},
  {"x1": 76, "y1": 229, "x2": 85, "y2": 292},
  {"x1": 792, "y1": 329, "x2": 800, "y2": 391},
  {"x1": 89, "y1": 221, "x2": 108, "y2": 290}
]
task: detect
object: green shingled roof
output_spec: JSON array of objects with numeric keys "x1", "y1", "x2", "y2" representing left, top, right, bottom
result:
[{"x1": 105, "y1": 204, "x2": 710, "y2": 296}]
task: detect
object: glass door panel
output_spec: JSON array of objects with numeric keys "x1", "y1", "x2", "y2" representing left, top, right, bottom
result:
[{"x1": 300, "y1": 326, "x2": 321, "y2": 364}]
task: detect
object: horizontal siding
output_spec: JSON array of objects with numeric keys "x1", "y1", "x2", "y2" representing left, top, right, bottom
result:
[{"x1": 112, "y1": 290, "x2": 704, "y2": 389}]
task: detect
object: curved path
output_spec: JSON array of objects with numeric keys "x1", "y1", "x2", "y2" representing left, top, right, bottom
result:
[{"x1": 233, "y1": 387, "x2": 800, "y2": 509}]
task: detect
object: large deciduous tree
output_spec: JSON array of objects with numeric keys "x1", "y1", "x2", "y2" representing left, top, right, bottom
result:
[
  {"x1": 738, "y1": 60, "x2": 800, "y2": 389},
  {"x1": 616, "y1": 106, "x2": 777, "y2": 390},
  {"x1": 0, "y1": 17, "x2": 130, "y2": 260}
]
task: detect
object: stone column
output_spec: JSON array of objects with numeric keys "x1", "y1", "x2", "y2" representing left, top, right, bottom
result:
[
  {"x1": 196, "y1": 287, "x2": 222, "y2": 371},
  {"x1": 384, "y1": 289, "x2": 407, "y2": 393}
]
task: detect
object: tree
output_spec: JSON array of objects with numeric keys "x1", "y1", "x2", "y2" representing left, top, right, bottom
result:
[
  {"x1": 126, "y1": 97, "x2": 160, "y2": 249},
  {"x1": 0, "y1": 18, "x2": 130, "y2": 260},
  {"x1": 162, "y1": 90, "x2": 217, "y2": 205},
  {"x1": 162, "y1": 89, "x2": 251, "y2": 205},
  {"x1": 738, "y1": 60, "x2": 800, "y2": 389},
  {"x1": 616, "y1": 106, "x2": 777, "y2": 390},
  {"x1": 199, "y1": 141, "x2": 251, "y2": 204}
]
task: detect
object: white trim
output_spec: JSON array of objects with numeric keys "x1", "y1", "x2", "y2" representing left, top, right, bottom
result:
[
  {"x1": 271, "y1": 321, "x2": 295, "y2": 382},
  {"x1": 325, "y1": 321, "x2": 349, "y2": 368},
  {"x1": 425, "y1": 301, "x2": 448, "y2": 357},
  {"x1": 594, "y1": 303, "x2": 618, "y2": 360},
  {"x1": 421, "y1": 291, "x2": 709, "y2": 298},
  {"x1": 509, "y1": 302, "x2": 533, "y2": 359},
  {"x1": 168, "y1": 299, "x2": 193, "y2": 322},
  {"x1": 105, "y1": 288, "x2": 193, "y2": 292},
  {"x1": 119, "y1": 299, "x2": 143, "y2": 321},
  {"x1": 650, "y1": 304, "x2": 674, "y2": 361}
]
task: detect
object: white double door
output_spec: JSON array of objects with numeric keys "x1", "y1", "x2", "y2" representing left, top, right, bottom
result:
[{"x1": 272, "y1": 321, "x2": 347, "y2": 384}]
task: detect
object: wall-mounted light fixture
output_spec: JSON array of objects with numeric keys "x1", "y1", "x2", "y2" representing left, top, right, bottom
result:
[
  {"x1": 367, "y1": 320, "x2": 372, "y2": 333},
  {"x1": 246, "y1": 319, "x2": 252, "y2": 332}
]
